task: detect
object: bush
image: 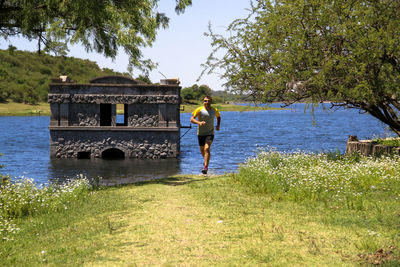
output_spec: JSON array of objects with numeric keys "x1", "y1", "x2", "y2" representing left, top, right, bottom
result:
[
  {"x1": 235, "y1": 149, "x2": 400, "y2": 208},
  {"x1": 212, "y1": 96, "x2": 223, "y2": 103},
  {"x1": 372, "y1": 138, "x2": 400, "y2": 147},
  {"x1": 0, "y1": 175, "x2": 93, "y2": 241},
  {"x1": 181, "y1": 84, "x2": 212, "y2": 102}
]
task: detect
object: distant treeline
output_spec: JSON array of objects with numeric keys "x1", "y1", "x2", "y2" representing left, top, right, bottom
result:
[
  {"x1": 0, "y1": 47, "x2": 248, "y2": 105},
  {"x1": 181, "y1": 84, "x2": 248, "y2": 104},
  {"x1": 0, "y1": 48, "x2": 128, "y2": 104}
]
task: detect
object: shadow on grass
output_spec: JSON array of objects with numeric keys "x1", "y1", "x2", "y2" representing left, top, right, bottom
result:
[{"x1": 133, "y1": 175, "x2": 218, "y2": 187}]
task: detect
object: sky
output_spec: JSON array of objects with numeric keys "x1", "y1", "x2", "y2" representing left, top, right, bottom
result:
[{"x1": 0, "y1": 0, "x2": 252, "y2": 90}]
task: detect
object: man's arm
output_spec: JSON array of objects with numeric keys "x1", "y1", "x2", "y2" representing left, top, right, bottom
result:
[
  {"x1": 190, "y1": 115, "x2": 206, "y2": 126},
  {"x1": 216, "y1": 116, "x2": 221, "y2": 131}
]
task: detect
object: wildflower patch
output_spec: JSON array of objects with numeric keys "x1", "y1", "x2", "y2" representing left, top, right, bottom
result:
[
  {"x1": 236, "y1": 149, "x2": 400, "y2": 209},
  {"x1": 0, "y1": 176, "x2": 91, "y2": 241}
]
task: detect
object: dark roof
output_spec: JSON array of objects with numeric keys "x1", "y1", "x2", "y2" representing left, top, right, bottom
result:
[{"x1": 90, "y1": 76, "x2": 147, "y2": 85}]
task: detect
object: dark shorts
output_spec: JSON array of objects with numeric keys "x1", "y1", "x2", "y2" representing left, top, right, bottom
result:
[{"x1": 198, "y1": 135, "x2": 214, "y2": 146}]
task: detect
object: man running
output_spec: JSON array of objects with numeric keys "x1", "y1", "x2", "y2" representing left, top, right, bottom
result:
[{"x1": 190, "y1": 95, "x2": 221, "y2": 174}]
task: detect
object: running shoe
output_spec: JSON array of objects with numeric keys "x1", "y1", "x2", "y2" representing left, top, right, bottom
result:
[{"x1": 202, "y1": 166, "x2": 208, "y2": 174}]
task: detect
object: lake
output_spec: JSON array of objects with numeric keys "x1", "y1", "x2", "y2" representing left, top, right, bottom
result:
[{"x1": 0, "y1": 103, "x2": 393, "y2": 184}]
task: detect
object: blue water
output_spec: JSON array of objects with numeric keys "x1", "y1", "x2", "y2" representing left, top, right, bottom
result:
[{"x1": 0, "y1": 103, "x2": 394, "y2": 184}]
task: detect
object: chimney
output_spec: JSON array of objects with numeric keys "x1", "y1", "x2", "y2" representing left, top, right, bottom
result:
[
  {"x1": 160, "y1": 78, "x2": 180, "y2": 85},
  {"x1": 51, "y1": 75, "x2": 71, "y2": 83}
]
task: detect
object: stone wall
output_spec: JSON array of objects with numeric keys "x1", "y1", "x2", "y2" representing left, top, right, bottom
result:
[
  {"x1": 48, "y1": 75, "x2": 181, "y2": 159},
  {"x1": 48, "y1": 94, "x2": 179, "y2": 104},
  {"x1": 128, "y1": 103, "x2": 160, "y2": 127},
  {"x1": 50, "y1": 130, "x2": 179, "y2": 159},
  {"x1": 69, "y1": 103, "x2": 100, "y2": 126}
]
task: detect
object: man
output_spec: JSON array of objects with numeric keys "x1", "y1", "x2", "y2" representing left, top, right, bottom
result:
[{"x1": 190, "y1": 95, "x2": 221, "y2": 174}]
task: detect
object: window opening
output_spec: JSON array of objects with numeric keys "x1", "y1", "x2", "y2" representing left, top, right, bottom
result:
[
  {"x1": 57, "y1": 103, "x2": 61, "y2": 126},
  {"x1": 116, "y1": 104, "x2": 128, "y2": 126},
  {"x1": 100, "y1": 104, "x2": 112, "y2": 126}
]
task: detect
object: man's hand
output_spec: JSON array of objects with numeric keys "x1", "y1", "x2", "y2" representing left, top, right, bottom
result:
[{"x1": 190, "y1": 115, "x2": 206, "y2": 127}]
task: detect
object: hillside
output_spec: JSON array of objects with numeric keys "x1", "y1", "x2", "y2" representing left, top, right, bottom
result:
[{"x1": 0, "y1": 48, "x2": 127, "y2": 104}]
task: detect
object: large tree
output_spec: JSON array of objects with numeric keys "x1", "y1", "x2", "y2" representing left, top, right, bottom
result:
[
  {"x1": 181, "y1": 84, "x2": 212, "y2": 102},
  {"x1": 0, "y1": 0, "x2": 192, "y2": 73},
  {"x1": 203, "y1": 0, "x2": 400, "y2": 135}
]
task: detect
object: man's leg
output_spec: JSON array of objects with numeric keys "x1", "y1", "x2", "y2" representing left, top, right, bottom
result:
[
  {"x1": 203, "y1": 141, "x2": 212, "y2": 168},
  {"x1": 200, "y1": 146, "x2": 205, "y2": 158},
  {"x1": 199, "y1": 135, "x2": 213, "y2": 174}
]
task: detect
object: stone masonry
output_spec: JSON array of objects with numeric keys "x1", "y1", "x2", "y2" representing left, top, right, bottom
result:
[{"x1": 48, "y1": 76, "x2": 181, "y2": 159}]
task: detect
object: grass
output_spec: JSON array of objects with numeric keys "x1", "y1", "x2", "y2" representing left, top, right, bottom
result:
[
  {"x1": 0, "y1": 175, "x2": 94, "y2": 241},
  {"x1": 180, "y1": 102, "x2": 283, "y2": 113},
  {"x1": 0, "y1": 101, "x2": 50, "y2": 116},
  {"x1": 235, "y1": 149, "x2": 400, "y2": 203},
  {"x1": 1, "y1": 151, "x2": 400, "y2": 266}
]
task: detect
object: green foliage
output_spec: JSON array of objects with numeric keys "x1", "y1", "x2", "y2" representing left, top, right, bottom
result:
[
  {"x1": 212, "y1": 90, "x2": 250, "y2": 103},
  {"x1": 7, "y1": 45, "x2": 16, "y2": 55},
  {"x1": 0, "y1": 49, "x2": 123, "y2": 104},
  {"x1": 0, "y1": 0, "x2": 192, "y2": 73},
  {"x1": 0, "y1": 173, "x2": 399, "y2": 264},
  {"x1": 203, "y1": 0, "x2": 400, "y2": 136},
  {"x1": 236, "y1": 149, "x2": 400, "y2": 209},
  {"x1": 181, "y1": 84, "x2": 212, "y2": 102},
  {"x1": 135, "y1": 74, "x2": 152, "y2": 84},
  {"x1": 373, "y1": 138, "x2": 400, "y2": 147},
  {"x1": 0, "y1": 176, "x2": 93, "y2": 241},
  {"x1": 181, "y1": 85, "x2": 248, "y2": 104},
  {"x1": 212, "y1": 96, "x2": 223, "y2": 103}
]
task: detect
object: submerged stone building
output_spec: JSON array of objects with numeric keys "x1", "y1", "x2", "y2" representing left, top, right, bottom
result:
[{"x1": 48, "y1": 75, "x2": 181, "y2": 159}]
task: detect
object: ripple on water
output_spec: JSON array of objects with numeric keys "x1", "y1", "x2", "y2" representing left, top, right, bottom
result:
[{"x1": 0, "y1": 105, "x2": 393, "y2": 184}]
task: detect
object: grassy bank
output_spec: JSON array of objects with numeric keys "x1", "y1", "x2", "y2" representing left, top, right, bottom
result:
[
  {"x1": 1, "y1": 152, "x2": 400, "y2": 265},
  {"x1": 0, "y1": 101, "x2": 281, "y2": 116},
  {"x1": 0, "y1": 101, "x2": 51, "y2": 116},
  {"x1": 180, "y1": 102, "x2": 280, "y2": 113}
]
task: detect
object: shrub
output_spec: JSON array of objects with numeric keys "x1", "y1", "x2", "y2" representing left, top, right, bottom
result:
[
  {"x1": 235, "y1": 149, "x2": 400, "y2": 208},
  {"x1": 372, "y1": 138, "x2": 400, "y2": 147},
  {"x1": 0, "y1": 175, "x2": 92, "y2": 241}
]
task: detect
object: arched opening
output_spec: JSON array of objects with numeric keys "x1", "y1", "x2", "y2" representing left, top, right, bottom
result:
[
  {"x1": 77, "y1": 151, "x2": 91, "y2": 159},
  {"x1": 101, "y1": 148, "x2": 125, "y2": 159}
]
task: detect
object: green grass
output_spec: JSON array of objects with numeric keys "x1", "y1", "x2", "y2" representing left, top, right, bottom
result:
[
  {"x1": 0, "y1": 101, "x2": 51, "y2": 116},
  {"x1": 235, "y1": 149, "x2": 400, "y2": 207},
  {"x1": 1, "y1": 153, "x2": 400, "y2": 265},
  {"x1": 0, "y1": 175, "x2": 94, "y2": 241},
  {"x1": 181, "y1": 102, "x2": 284, "y2": 113}
]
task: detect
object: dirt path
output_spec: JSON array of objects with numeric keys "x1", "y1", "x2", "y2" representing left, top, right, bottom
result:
[
  {"x1": 81, "y1": 176, "x2": 376, "y2": 266},
  {"x1": 87, "y1": 178, "x2": 228, "y2": 266}
]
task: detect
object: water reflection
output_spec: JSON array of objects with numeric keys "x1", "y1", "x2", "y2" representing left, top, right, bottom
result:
[{"x1": 48, "y1": 158, "x2": 180, "y2": 186}]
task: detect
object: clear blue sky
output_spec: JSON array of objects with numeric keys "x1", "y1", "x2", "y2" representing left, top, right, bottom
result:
[{"x1": 0, "y1": 0, "x2": 251, "y2": 90}]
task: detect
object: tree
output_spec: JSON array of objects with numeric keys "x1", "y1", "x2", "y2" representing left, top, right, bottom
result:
[
  {"x1": 135, "y1": 74, "x2": 152, "y2": 84},
  {"x1": 0, "y1": 0, "x2": 192, "y2": 74},
  {"x1": 203, "y1": 0, "x2": 400, "y2": 136},
  {"x1": 181, "y1": 84, "x2": 212, "y2": 102}
]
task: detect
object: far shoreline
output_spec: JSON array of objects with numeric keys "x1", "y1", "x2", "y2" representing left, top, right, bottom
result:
[{"x1": 0, "y1": 101, "x2": 285, "y2": 116}]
